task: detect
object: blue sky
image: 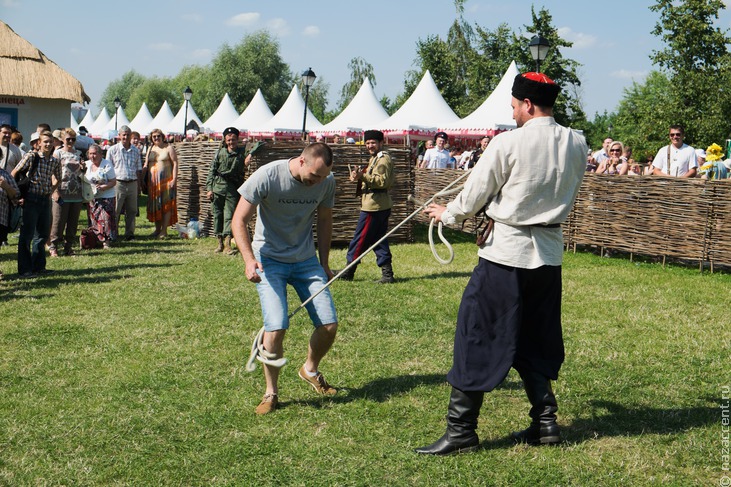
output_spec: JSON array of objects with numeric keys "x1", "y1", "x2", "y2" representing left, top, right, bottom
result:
[{"x1": 4, "y1": 0, "x2": 731, "y2": 118}]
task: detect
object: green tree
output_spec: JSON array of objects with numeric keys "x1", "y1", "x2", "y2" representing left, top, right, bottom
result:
[
  {"x1": 208, "y1": 31, "x2": 292, "y2": 115},
  {"x1": 649, "y1": 0, "x2": 731, "y2": 148},
  {"x1": 337, "y1": 57, "x2": 376, "y2": 112},
  {"x1": 613, "y1": 71, "x2": 675, "y2": 157},
  {"x1": 171, "y1": 65, "x2": 212, "y2": 117},
  {"x1": 126, "y1": 77, "x2": 177, "y2": 122},
  {"x1": 305, "y1": 77, "x2": 332, "y2": 125},
  {"x1": 98, "y1": 70, "x2": 147, "y2": 114},
  {"x1": 513, "y1": 6, "x2": 587, "y2": 128}
]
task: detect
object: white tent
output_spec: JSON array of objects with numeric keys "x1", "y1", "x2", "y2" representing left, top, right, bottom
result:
[
  {"x1": 144, "y1": 101, "x2": 175, "y2": 136},
  {"x1": 129, "y1": 103, "x2": 154, "y2": 136},
  {"x1": 203, "y1": 93, "x2": 240, "y2": 135},
  {"x1": 314, "y1": 78, "x2": 389, "y2": 137},
  {"x1": 69, "y1": 112, "x2": 80, "y2": 132},
  {"x1": 104, "y1": 107, "x2": 131, "y2": 133},
  {"x1": 89, "y1": 108, "x2": 110, "y2": 138},
  {"x1": 163, "y1": 101, "x2": 204, "y2": 136},
  {"x1": 442, "y1": 61, "x2": 519, "y2": 135},
  {"x1": 78, "y1": 108, "x2": 95, "y2": 131},
  {"x1": 379, "y1": 70, "x2": 460, "y2": 138},
  {"x1": 233, "y1": 89, "x2": 274, "y2": 132},
  {"x1": 251, "y1": 85, "x2": 323, "y2": 138}
]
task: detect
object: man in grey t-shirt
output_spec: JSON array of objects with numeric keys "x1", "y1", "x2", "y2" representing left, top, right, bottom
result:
[{"x1": 232, "y1": 142, "x2": 339, "y2": 415}]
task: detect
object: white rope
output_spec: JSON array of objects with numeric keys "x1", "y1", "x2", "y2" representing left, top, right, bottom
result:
[{"x1": 245, "y1": 326, "x2": 289, "y2": 372}]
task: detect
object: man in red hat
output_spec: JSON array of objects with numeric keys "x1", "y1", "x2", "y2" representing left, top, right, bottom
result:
[{"x1": 416, "y1": 72, "x2": 588, "y2": 455}]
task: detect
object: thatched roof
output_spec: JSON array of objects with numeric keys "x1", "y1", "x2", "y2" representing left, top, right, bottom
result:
[{"x1": 0, "y1": 21, "x2": 90, "y2": 103}]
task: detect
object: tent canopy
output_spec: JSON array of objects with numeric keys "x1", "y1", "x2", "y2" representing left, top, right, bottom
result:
[
  {"x1": 251, "y1": 85, "x2": 323, "y2": 138},
  {"x1": 379, "y1": 70, "x2": 459, "y2": 136},
  {"x1": 441, "y1": 61, "x2": 519, "y2": 135},
  {"x1": 129, "y1": 103, "x2": 154, "y2": 136},
  {"x1": 233, "y1": 89, "x2": 274, "y2": 132},
  {"x1": 203, "y1": 93, "x2": 240, "y2": 135},
  {"x1": 145, "y1": 101, "x2": 175, "y2": 136},
  {"x1": 315, "y1": 78, "x2": 389, "y2": 136}
]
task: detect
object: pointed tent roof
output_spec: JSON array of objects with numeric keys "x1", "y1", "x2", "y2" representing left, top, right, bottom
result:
[
  {"x1": 379, "y1": 70, "x2": 459, "y2": 136},
  {"x1": 129, "y1": 103, "x2": 154, "y2": 136},
  {"x1": 442, "y1": 61, "x2": 519, "y2": 134},
  {"x1": 0, "y1": 20, "x2": 89, "y2": 103},
  {"x1": 69, "y1": 112, "x2": 80, "y2": 132},
  {"x1": 163, "y1": 101, "x2": 204, "y2": 135},
  {"x1": 203, "y1": 93, "x2": 241, "y2": 134},
  {"x1": 78, "y1": 108, "x2": 96, "y2": 130},
  {"x1": 89, "y1": 108, "x2": 110, "y2": 137},
  {"x1": 315, "y1": 78, "x2": 389, "y2": 136},
  {"x1": 233, "y1": 89, "x2": 274, "y2": 131},
  {"x1": 144, "y1": 101, "x2": 175, "y2": 135},
  {"x1": 251, "y1": 85, "x2": 323, "y2": 137},
  {"x1": 104, "y1": 107, "x2": 131, "y2": 132}
]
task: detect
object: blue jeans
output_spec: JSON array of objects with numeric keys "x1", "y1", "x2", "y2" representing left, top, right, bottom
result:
[
  {"x1": 255, "y1": 253, "x2": 338, "y2": 331},
  {"x1": 18, "y1": 193, "x2": 51, "y2": 274}
]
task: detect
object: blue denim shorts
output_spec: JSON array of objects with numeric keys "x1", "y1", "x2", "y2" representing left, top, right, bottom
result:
[{"x1": 255, "y1": 253, "x2": 338, "y2": 331}]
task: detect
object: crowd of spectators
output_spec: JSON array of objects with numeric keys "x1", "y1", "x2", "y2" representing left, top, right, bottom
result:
[{"x1": 585, "y1": 125, "x2": 731, "y2": 180}]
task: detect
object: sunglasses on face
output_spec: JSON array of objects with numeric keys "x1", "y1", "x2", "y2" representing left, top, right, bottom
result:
[
  {"x1": 670, "y1": 133, "x2": 682, "y2": 137},
  {"x1": 66, "y1": 138, "x2": 76, "y2": 142}
]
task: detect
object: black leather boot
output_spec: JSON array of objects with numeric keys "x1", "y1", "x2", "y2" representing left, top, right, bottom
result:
[
  {"x1": 415, "y1": 387, "x2": 484, "y2": 455},
  {"x1": 377, "y1": 263, "x2": 394, "y2": 284},
  {"x1": 511, "y1": 370, "x2": 561, "y2": 445},
  {"x1": 339, "y1": 264, "x2": 356, "y2": 281}
]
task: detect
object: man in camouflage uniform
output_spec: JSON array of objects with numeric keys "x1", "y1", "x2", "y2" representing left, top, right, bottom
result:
[{"x1": 206, "y1": 127, "x2": 251, "y2": 254}]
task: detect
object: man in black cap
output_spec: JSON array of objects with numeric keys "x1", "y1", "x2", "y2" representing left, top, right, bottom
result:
[
  {"x1": 340, "y1": 129, "x2": 395, "y2": 283},
  {"x1": 420, "y1": 131, "x2": 451, "y2": 169},
  {"x1": 205, "y1": 127, "x2": 251, "y2": 254},
  {"x1": 415, "y1": 72, "x2": 588, "y2": 455}
]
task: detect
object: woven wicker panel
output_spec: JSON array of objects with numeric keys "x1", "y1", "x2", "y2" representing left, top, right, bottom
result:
[
  {"x1": 706, "y1": 181, "x2": 731, "y2": 269},
  {"x1": 411, "y1": 170, "x2": 731, "y2": 268},
  {"x1": 413, "y1": 169, "x2": 481, "y2": 235},
  {"x1": 175, "y1": 141, "x2": 414, "y2": 244}
]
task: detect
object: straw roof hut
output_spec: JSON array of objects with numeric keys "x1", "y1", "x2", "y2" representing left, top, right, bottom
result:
[{"x1": 0, "y1": 20, "x2": 89, "y2": 136}]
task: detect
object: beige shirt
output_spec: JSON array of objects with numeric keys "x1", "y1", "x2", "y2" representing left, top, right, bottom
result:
[{"x1": 441, "y1": 116, "x2": 587, "y2": 269}]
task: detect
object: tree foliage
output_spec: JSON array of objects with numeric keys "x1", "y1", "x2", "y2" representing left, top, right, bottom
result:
[
  {"x1": 642, "y1": 0, "x2": 731, "y2": 149},
  {"x1": 395, "y1": 3, "x2": 586, "y2": 126},
  {"x1": 207, "y1": 31, "x2": 293, "y2": 117},
  {"x1": 98, "y1": 31, "x2": 294, "y2": 123},
  {"x1": 337, "y1": 57, "x2": 376, "y2": 112},
  {"x1": 98, "y1": 71, "x2": 146, "y2": 115}
]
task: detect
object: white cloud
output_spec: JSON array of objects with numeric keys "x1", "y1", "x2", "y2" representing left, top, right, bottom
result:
[
  {"x1": 611, "y1": 69, "x2": 648, "y2": 80},
  {"x1": 267, "y1": 18, "x2": 290, "y2": 36},
  {"x1": 181, "y1": 13, "x2": 203, "y2": 23},
  {"x1": 557, "y1": 27, "x2": 597, "y2": 49},
  {"x1": 302, "y1": 25, "x2": 320, "y2": 37},
  {"x1": 191, "y1": 48, "x2": 212, "y2": 60},
  {"x1": 226, "y1": 12, "x2": 260, "y2": 27},
  {"x1": 148, "y1": 42, "x2": 175, "y2": 51}
]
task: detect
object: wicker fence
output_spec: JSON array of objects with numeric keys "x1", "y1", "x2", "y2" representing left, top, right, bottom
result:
[
  {"x1": 174, "y1": 141, "x2": 414, "y2": 244},
  {"x1": 413, "y1": 171, "x2": 731, "y2": 271},
  {"x1": 176, "y1": 143, "x2": 731, "y2": 269}
]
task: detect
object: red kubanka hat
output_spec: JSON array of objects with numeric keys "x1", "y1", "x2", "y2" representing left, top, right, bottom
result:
[{"x1": 511, "y1": 72, "x2": 561, "y2": 107}]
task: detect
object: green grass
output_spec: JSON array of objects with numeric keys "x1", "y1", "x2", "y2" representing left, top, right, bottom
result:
[{"x1": 0, "y1": 219, "x2": 728, "y2": 486}]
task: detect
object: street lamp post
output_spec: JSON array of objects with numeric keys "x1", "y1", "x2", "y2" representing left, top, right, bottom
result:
[
  {"x1": 183, "y1": 86, "x2": 193, "y2": 141},
  {"x1": 528, "y1": 35, "x2": 551, "y2": 73},
  {"x1": 301, "y1": 68, "x2": 316, "y2": 141},
  {"x1": 113, "y1": 96, "x2": 121, "y2": 132}
]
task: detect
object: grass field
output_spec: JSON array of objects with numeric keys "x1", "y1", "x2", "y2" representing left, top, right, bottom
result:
[{"x1": 0, "y1": 217, "x2": 728, "y2": 486}]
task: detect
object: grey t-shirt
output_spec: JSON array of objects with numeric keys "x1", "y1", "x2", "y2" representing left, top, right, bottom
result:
[{"x1": 239, "y1": 158, "x2": 336, "y2": 263}]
